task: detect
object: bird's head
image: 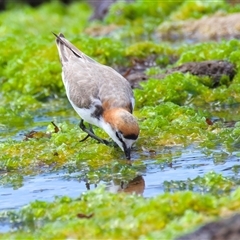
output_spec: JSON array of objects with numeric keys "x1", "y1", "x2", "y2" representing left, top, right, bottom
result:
[{"x1": 102, "y1": 108, "x2": 139, "y2": 160}]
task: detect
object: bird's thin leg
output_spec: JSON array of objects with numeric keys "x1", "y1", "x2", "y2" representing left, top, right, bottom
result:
[
  {"x1": 79, "y1": 124, "x2": 94, "y2": 142},
  {"x1": 79, "y1": 119, "x2": 110, "y2": 145}
]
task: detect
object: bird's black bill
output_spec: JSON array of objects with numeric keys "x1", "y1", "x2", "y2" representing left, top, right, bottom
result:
[{"x1": 124, "y1": 146, "x2": 131, "y2": 160}]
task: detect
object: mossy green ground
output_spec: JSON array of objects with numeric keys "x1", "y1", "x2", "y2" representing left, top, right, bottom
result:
[
  {"x1": 1, "y1": 186, "x2": 240, "y2": 240},
  {"x1": 1, "y1": 0, "x2": 240, "y2": 239}
]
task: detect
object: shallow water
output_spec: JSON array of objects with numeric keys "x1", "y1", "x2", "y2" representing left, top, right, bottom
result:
[{"x1": 1, "y1": 146, "x2": 239, "y2": 209}]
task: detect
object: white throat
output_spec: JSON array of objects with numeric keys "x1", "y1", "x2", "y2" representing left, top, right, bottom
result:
[
  {"x1": 100, "y1": 120, "x2": 136, "y2": 151},
  {"x1": 100, "y1": 120, "x2": 124, "y2": 151}
]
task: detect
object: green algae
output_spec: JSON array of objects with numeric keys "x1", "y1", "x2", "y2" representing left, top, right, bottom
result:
[
  {"x1": 1, "y1": 0, "x2": 240, "y2": 239},
  {"x1": 164, "y1": 171, "x2": 239, "y2": 195},
  {"x1": 169, "y1": 1, "x2": 228, "y2": 21},
  {"x1": 105, "y1": 1, "x2": 181, "y2": 43}
]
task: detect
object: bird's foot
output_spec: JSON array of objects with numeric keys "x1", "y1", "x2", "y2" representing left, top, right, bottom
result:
[{"x1": 79, "y1": 134, "x2": 90, "y2": 142}]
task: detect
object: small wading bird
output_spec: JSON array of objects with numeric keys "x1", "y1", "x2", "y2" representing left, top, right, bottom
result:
[{"x1": 53, "y1": 33, "x2": 139, "y2": 160}]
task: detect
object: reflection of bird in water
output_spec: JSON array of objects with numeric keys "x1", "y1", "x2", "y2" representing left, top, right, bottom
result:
[
  {"x1": 109, "y1": 176, "x2": 145, "y2": 195},
  {"x1": 85, "y1": 176, "x2": 145, "y2": 196}
]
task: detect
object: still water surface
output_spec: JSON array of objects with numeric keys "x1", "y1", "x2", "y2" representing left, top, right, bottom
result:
[{"x1": 1, "y1": 146, "x2": 239, "y2": 211}]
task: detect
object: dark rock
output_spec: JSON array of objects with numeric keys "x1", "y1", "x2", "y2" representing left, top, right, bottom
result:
[
  {"x1": 165, "y1": 60, "x2": 236, "y2": 88},
  {"x1": 0, "y1": 0, "x2": 72, "y2": 9},
  {"x1": 25, "y1": 0, "x2": 46, "y2": 7},
  {"x1": 88, "y1": 0, "x2": 133, "y2": 21},
  {"x1": 176, "y1": 214, "x2": 240, "y2": 240},
  {"x1": 88, "y1": 0, "x2": 117, "y2": 21},
  {"x1": 0, "y1": 0, "x2": 5, "y2": 11},
  {"x1": 121, "y1": 60, "x2": 235, "y2": 89},
  {"x1": 125, "y1": 71, "x2": 147, "y2": 89}
]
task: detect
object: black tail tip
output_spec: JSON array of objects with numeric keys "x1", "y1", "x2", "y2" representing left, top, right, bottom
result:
[{"x1": 52, "y1": 32, "x2": 65, "y2": 38}]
